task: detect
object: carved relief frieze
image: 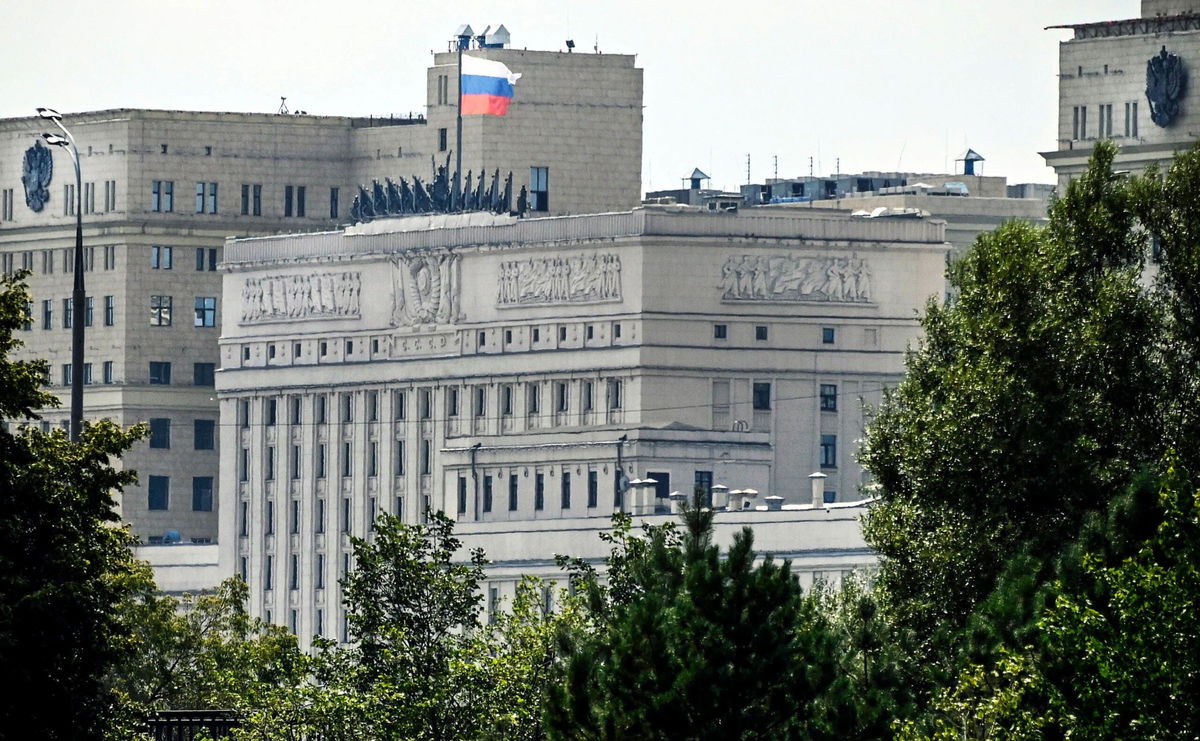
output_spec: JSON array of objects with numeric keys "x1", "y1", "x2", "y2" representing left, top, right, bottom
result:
[
  {"x1": 241, "y1": 272, "x2": 361, "y2": 324},
  {"x1": 497, "y1": 252, "x2": 621, "y2": 307},
  {"x1": 391, "y1": 251, "x2": 462, "y2": 328},
  {"x1": 718, "y1": 254, "x2": 872, "y2": 303}
]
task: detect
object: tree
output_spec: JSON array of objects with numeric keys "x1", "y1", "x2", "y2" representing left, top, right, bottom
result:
[
  {"x1": 545, "y1": 505, "x2": 898, "y2": 740},
  {"x1": 0, "y1": 272, "x2": 146, "y2": 740},
  {"x1": 109, "y1": 572, "x2": 304, "y2": 719},
  {"x1": 239, "y1": 512, "x2": 581, "y2": 741},
  {"x1": 860, "y1": 141, "x2": 1163, "y2": 655}
]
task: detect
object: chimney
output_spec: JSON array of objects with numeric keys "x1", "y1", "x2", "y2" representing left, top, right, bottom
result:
[
  {"x1": 711, "y1": 484, "x2": 730, "y2": 510},
  {"x1": 669, "y1": 490, "x2": 688, "y2": 514},
  {"x1": 764, "y1": 495, "x2": 784, "y2": 511},
  {"x1": 809, "y1": 472, "x2": 827, "y2": 508}
]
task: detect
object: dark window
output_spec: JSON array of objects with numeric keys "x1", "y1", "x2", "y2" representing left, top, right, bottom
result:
[
  {"x1": 820, "y1": 434, "x2": 837, "y2": 468},
  {"x1": 147, "y1": 475, "x2": 169, "y2": 510},
  {"x1": 148, "y1": 418, "x2": 171, "y2": 449},
  {"x1": 241, "y1": 184, "x2": 250, "y2": 215},
  {"x1": 438, "y1": 128, "x2": 448, "y2": 152},
  {"x1": 648, "y1": 471, "x2": 670, "y2": 505},
  {"x1": 714, "y1": 324, "x2": 727, "y2": 339},
  {"x1": 192, "y1": 476, "x2": 213, "y2": 511},
  {"x1": 614, "y1": 322, "x2": 622, "y2": 338},
  {"x1": 265, "y1": 399, "x2": 277, "y2": 426},
  {"x1": 483, "y1": 475, "x2": 493, "y2": 513},
  {"x1": 194, "y1": 419, "x2": 215, "y2": 450},
  {"x1": 530, "y1": 166, "x2": 549, "y2": 212},
  {"x1": 820, "y1": 384, "x2": 838, "y2": 412},
  {"x1": 502, "y1": 385, "x2": 513, "y2": 416},
  {"x1": 822, "y1": 327, "x2": 836, "y2": 344},
  {"x1": 330, "y1": 187, "x2": 339, "y2": 219},
  {"x1": 561, "y1": 471, "x2": 572, "y2": 509},
  {"x1": 528, "y1": 384, "x2": 540, "y2": 414},
  {"x1": 586, "y1": 325, "x2": 594, "y2": 340},
  {"x1": 84, "y1": 297, "x2": 93, "y2": 327},
  {"x1": 104, "y1": 295, "x2": 114, "y2": 326},
  {"x1": 316, "y1": 498, "x2": 326, "y2": 532},
  {"x1": 755, "y1": 325, "x2": 768, "y2": 341},
  {"x1": 608, "y1": 380, "x2": 623, "y2": 410},
  {"x1": 457, "y1": 476, "x2": 468, "y2": 515},
  {"x1": 535, "y1": 473, "x2": 545, "y2": 510},
  {"x1": 252, "y1": 184, "x2": 262, "y2": 216},
  {"x1": 41, "y1": 300, "x2": 51, "y2": 330},
  {"x1": 694, "y1": 470, "x2": 713, "y2": 507},
  {"x1": 149, "y1": 361, "x2": 171, "y2": 385},
  {"x1": 447, "y1": 387, "x2": 459, "y2": 417},
  {"x1": 296, "y1": 186, "x2": 306, "y2": 217},
  {"x1": 193, "y1": 362, "x2": 215, "y2": 386},
  {"x1": 284, "y1": 186, "x2": 294, "y2": 217},
  {"x1": 290, "y1": 498, "x2": 300, "y2": 533},
  {"x1": 587, "y1": 470, "x2": 598, "y2": 508},
  {"x1": 62, "y1": 298, "x2": 72, "y2": 328},
  {"x1": 752, "y1": 382, "x2": 771, "y2": 411},
  {"x1": 556, "y1": 382, "x2": 568, "y2": 412},
  {"x1": 150, "y1": 295, "x2": 172, "y2": 326},
  {"x1": 508, "y1": 474, "x2": 519, "y2": 511}
]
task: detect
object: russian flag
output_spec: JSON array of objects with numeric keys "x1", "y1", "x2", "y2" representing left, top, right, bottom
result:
[{"x1": 461, "y1": 55, "x2": 521, "y2": 116}]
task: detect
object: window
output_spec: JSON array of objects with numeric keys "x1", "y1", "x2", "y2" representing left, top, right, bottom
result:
[
  {"x1": 478, "y1": 330, "x2": 486, "y2": 348},
  {"x1": 151, "y1": 245, "x2": 172, "y2": 270},
  {"x1": 207, "y1": 183, "x2": 218, "y2": 213},
  {"x1": 1072, "y1": 105, "x2": 1088, "y2": 140},
  {"x1": 103, "y1": 180, "x2": 116, "y2": 212},
  {"x1": 588, "y1": 470, "x2": 598, "y2": 508},
  {"x1": 240, "y1": 184, "x2": 263, "y2": 216},
  {"x1": 342, "y1": 497, "x2": 351, "y2": 533},
  {"x1": 447, "y1": 387, "x2": 460, "y2": 417},
  {"x1": 291, "y1": 445, "x2": 302, "y2": 480},
  {"x1": 530, "y1": 166, "x2": 549, "y2": 212},
  {"x1": 151, "y1": 180, "x2": 174, "y2": 212},
  {"x1": 528, "y1": 384, "x2": 540, "y2": 414},
  {"x1": 755, "y1": 325, "x2": 768, "y2": 341},
  {"x1": 62, "y1": 298, "x2": 72, "y2": 329},
  {"x1": 586, "y1": 325, "x2": 594, "y2": 340},
  {"x1": 821, "y1": 327, "x2": 836, "y2": 344},
  {"x1": 195, "y1": 248, "x2": 205, "y2": 271},
  {"x1": 368, "y1": 442, "x2": 378, "y2": 478},
  {"x1": 316, "y1": 498, "x2": 326, "y2": 532},
  {"x1": 194, "y1": 297, "x2": 216, "y2": 327},
  {"x1": 239, "y1": 448, "x2": 249, "y2": 482},
  {"x1": 194, "y1": 419, "x2": 215, "y2": 450},
  {"x1": 1098, "y1": 103, "x2": 1114, "y2": 138},
  {"x1": 614, "y1": 322, "x2": 622, "y2": 339},
  {"x1": 473, "y1": 387, "x2": 486, "y2": 417},
  {"x1": 556, "y1": 382, "x2": 569, "y2": 413},
  {"x1": 41, "y1": 299, "x2": 51, "y2": 330},
  {"x1": 820, "y1": 384, "x2": 838, "y2": 412},
  {"x1": 419, "y1": 389, "x2": 431, "y2": 419},
  {"x1": 421, "y1": 440, "x2": 431, "y2": 475},
  {"x1": 266, "y1": 500, "x2": 275, "y2": 534},
  {"x1": 695, "y1": 470, "x2": 713, "y2": 506},
  {"x1": 608, "y1": 379, "x2": 623, "y2": 410},
  {"x1": 61, "y1": 364, "x2": 72, "y2": 387},
  {"x1": 394, "y1": 390, "x2": 407, "y2": 420},
  {"x1": 483, "y1": 475, "x2": 493, "y2": 513},
  {"x1": 266, "y1": 399, "x2": 278, "y2": 426},
  {"x1": 457, "y1": 476, "x2": 468, "y2": 515},
  {"x1": 820, "y1": 434, "x2": 837, "y2": 468},
  {"x1": 752, "y1": 382, "x2": 771, "y2": 411},
  {"x1": 193, "y1": 362, "x2": 215, "y2": 386},
  {"x1": 147, "y1": 475, "x2": 169, "y2": 510},
  {"x1": 82, "y1": 363, "x2": 93, "y2": 385},
  {"x1": 192, "y1": 477, "x2": 213, "y2": 511},
  {"x1": 84, "y1": 297, "x2": 93, "y2": 327},
  {"x1": 1124, "y1": 101, "x2": 1139, "y2": 138},
  {"x1": 102, "y1": 361, "x2": 114, "y2": 384},
  {"x1": 533, "y1": 327, "x2": 541, "y2": 342},
  {"x1": 239, "y1": 502, "x2": 248, "y2": 537},
  {"x1": 315, "y1": 555, "x2": 325, "y2": 590},
  {"x1": 296, "y1": 186, "x2": 306, "y2": 217},
  {"x1": 63, "y1": 183, "x2": 75, "y2": 216},
  {"x1": 104, "y1": 295, "x2": 114, "y2": 326},
  {"x1": 315, "y1": 395, "x2": 327, "y2": 425},
  {"x1": 438, "y1": 128, "x2": 448, "y2": 152},
  {"x1": 195, "y1": 183, "x2": 205, "y2": 213},
  {"x1": 148, "y1": 418, "x2": 171, "y2": 449},
  {"x1": 284, "y1": 186, "x2": 294, "y2": 217},
  {"x1": 583, "y1": 381, "x2": 594, "y2": 411},
  {"x1": 508, "y1": 474, "x2": 519, "y2": 511},
  {"x1": 561, "y1": 472, "x2": 572, "y2": 509},
  {"x1": 265, "y1": 446, "x2": 275, "y2": 480},
  {"x1": 21, "y1": 301, "x2": 31, "y2": 332},
  {"x1": 330, "y1": 187, "x2": 339, "y2": 219},
  {"x1": 341, "y1": 393, "x2": 353, "y2": 423},
  {"x1": 149, "y1": 361, "x2": 171, "y2": 384},
  {"x1": 290, "y1": 498, "x2": 300, "y2": 533},
  {"x1": 535, "y1": 473, "x2": 545, "y2": 510},
  {"x1": 713, "y1": 323, "x2": 729, "y2": 340},
  {"x1": 1, "y1": 188, "x2": 12, "y2": 221},
  {"x1": 394, "y1": 440, "x2": 405, "y2": 476},
  {"x1": 264, "y1": 556, "x2": 273, "y2": 591},
  {"x1": 150, "y1": 295, "x2": 172, "y2": 326},
  {"x1": 342, "y1": 442, "x2": 352, "y2": 478},
  {"x1": 559, "y1": 326, "x2": 567, "y2": 342},
  {"x1": 502, "y1": 385, "x2": 513, "y2": 416}
]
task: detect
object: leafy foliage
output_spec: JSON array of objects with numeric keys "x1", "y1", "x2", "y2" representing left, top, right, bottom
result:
[{"x1": 0, "y1": 273, "x2": 146, "y2": 740}]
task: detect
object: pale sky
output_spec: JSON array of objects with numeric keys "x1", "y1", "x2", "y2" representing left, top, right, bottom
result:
[{"x1": 1, "y1": 0, "x2": 1135, "y2": 191}]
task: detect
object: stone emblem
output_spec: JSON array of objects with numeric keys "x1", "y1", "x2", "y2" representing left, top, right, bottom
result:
[
  {"x1": 1146, "y1": 45, "x2": 1186, "y2": 128},
  {"x1": 392, "y1": 252, "x2": 462, "y2": 327},
  {"x1": 719, "y1": 254, "x2": 872, "y2": 303},
  {"x1": 241, "y1": 272, "x2": 361, "y2": 324},
  {"x1": 21, "y1": 140, "x2": 53, "y2": 212},
  {"x1": 497, "y1": 253, "x2": 621, "y2": 306}
]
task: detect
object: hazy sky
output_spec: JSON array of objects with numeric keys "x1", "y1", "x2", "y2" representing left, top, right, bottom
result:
[{"x1": 2, "y1": 0, "x2": 1135, "y2": 190}]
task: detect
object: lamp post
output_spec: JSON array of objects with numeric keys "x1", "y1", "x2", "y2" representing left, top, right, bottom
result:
[{"x1": 38, "y1": 107, "x2": 84, "y2": 442}]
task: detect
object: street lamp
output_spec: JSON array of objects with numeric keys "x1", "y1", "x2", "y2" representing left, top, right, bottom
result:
[{"x1": 38, "y1": 107, "x2": 85, "y2": 442}]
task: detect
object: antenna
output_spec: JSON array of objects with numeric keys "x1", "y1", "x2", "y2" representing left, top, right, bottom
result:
[
  {"x1": 746, "y1": 154, "x2": 751, "y2": 184},
  {"x1": 278, "y1": 96, "x2": 288, "y2": 115},
  {"x1": 809, "y1": 156, "x2": 814, "y2": 177},
  {"x1": 594, "y1": 34, "x2": 599, "y2": 53},
  {"x1": 773, "y1": 155, "x2": 778, "y2": 181}
]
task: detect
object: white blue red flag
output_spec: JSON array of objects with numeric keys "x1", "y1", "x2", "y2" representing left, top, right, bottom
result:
[{"x1": 461, "y1": 55, "x2": 521, "y2": 115}]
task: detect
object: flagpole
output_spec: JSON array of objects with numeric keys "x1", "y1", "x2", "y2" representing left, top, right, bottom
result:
[{"x1": 456, "y1": 39, "x2": 464, "y2": 211}]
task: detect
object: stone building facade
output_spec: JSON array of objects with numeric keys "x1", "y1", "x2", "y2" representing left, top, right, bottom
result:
[
  {"x1": 0, "y1": 46, "x2": 642, "y2": 543},
  {"x1": 1042, "y1": 0, "x2": 1200, "y2": 185},
  {"x1": 216, "y1": 206, "x2": 948, "y2": 641}
]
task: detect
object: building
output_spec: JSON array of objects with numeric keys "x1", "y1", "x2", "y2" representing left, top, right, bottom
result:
[
  {"x1": 0, "y1": 39, "x2": 643, "y2": 545},
  {"x1": 738, "y1": 168, "x2": 1053, "y2": 262},
  {"x1": 1042, "y1": 0, "x2": 1200, "y2": 185},
  {"x1": 216, "y1": 205, "x2": 948, "y2": 643}
]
